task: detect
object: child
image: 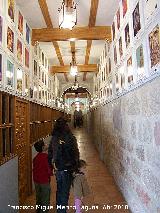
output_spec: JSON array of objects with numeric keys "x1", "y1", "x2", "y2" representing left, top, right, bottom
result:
[
  {"x1": 33, "y1": 140, "x2": 52, "y2": 213},
  {"x1": 73, "y1": 160, "x2": 90, "y2": 213}
]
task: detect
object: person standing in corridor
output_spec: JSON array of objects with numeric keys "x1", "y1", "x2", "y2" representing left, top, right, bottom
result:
[{"x1": 48, "y1": 117, "x2": 80, "y2": 213}]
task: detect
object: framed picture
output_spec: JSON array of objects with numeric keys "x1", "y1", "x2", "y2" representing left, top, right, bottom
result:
[
  {"x1": 42, "y1": 52, "x2": 44, "y2": 66},
  {"x1": 42, "y1": 71, "x2": 44, "y2": 83},
  {"x1": 117, "y1": 9, "x2": 120, "y2": 30},
  {"x1": 114, "y1": 46, "x2": 117, "y2": 64},
  {"x1": 122, "y1": 0, "x2": 128, "y2": 17},
  {"x1": 119, "y1": 37, "x2": 123, "y2": 57},
  {"x1": 34, "y1": 60, "x2": 37, "y2": 76},
  {"x1": 136, "y1": 44, "x2": 144, "y2": 76},
  {"x1": 149, "y1": 25, "x2": 160, "y2": 68},
  {"x1": 0, "y1": 54, "x2": 2, "y2": 81},
  {"x1": 120, "y1": 71, "x2": 125, "y2": 90},
  {"x1": 0, "y1": 16, "x2": 2, "y2": 45},
  {"x1": 39, "y1": 66, "x2": 41, "y2": 80},
  {"x1": 6, "y1": 59, "x2": 14, "y2": 87},
  {"x1": 145, "y1": 0, "x2": 158, "y2": 22},
  {"x1": 16, "y1": 68, "x2": 22, "y2": 92},
  {"x1": 18, "y1": 11, "x2": 23, "y2": 34},
  {"x1": 26, "y1": 23, "x2": 30, "y2": 44},
  {"x1": 39, "y1": 86, "x2": 41, "y2": 99},
  {"x1": 17, "y1": 39, "x2": 22, "y2": 62},
  {"x1": 45, "y1": 58, "x2": 47, "y2": 69},
  {"x1": 25, "y1": 73, "x2": 29, "y2": 94},
  {"x1": 109, "y1": 58, "x2": 111, "y2": 73},
  {"x1": 116, "y1": 74, "x2": 119, "y2": 92},
  {"x1": 25, "y1": 48, "x2": 29, "y2": 68},
  {"x1": 8, "y1": 0, "x2": 14, "y2": 21},
  {"x1": 133, "y1": 3, "x2": 141, "y2": 37},
  {"x1": 110, "y1": 81, "x2": 113, "y2": 96},
  {"x1": 7, "y1": 27, "x2": 14, "y2": 53},
  {"x1": 127, "y1": 56, "x2": 134, "y2": 84},
  {"x1": 125, "y1": 24, "x2": 130, "y2": 48}
]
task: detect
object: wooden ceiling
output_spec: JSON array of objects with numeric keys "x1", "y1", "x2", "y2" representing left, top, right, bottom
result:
[{"x1": 31, "y1": 0, "x2": 113, "y2": 82}]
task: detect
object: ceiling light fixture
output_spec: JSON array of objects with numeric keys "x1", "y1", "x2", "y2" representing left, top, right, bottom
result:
[
  {"x1": 70, "y1": 52, "x2": 78, "y2": 76},
  {"x1": 72, "y1": 75, "x2": 79, "y2": 90},
  {"x1": 58, "y1": 0, "x2": 77, "y2": 30}
]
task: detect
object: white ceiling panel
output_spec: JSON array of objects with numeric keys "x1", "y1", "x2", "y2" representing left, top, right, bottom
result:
[
  {"x1": 39, "y1": 42, "x2": 60, "y2": 66},
  {"x1": 89, "y1": 40, "x2": 105, "y2": 64},
  {"x1": 76, "y1": 0, "x2": 91, "y2": 26},
  {"x1": 16, "y1": 0, "x2": 46, "y2": 28},
  {"x1": 96, "y1": 0, "x2": 119, "y2": 25},
  {"x1": 46, "y1": 0, "x2": 60, "y2": 27}
]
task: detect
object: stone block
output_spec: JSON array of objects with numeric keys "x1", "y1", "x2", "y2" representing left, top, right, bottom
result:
[
  {"x1": 136, "y1": 145, "x2": 145, "y2": 161},
  {"x1": 136, "y1": 185, "x2": 151, "y2": 206},
  {"x1": 126, "y1": 94, "x2": 141, "y2": 115},
  {"x1": 154, "y1": 121, "x2": 160, "y2": 146},
  {"x1": 131, "y1": 158, "x2": 141, "y2": 177}
]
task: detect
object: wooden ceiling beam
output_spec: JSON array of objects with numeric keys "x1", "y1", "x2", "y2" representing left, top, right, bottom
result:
[
  {"x1": 50, "y1": 64, "x2": 98, "y2": 74},
  {"x1": 84, "y1": 0, "x2": 99, "y2": 81},
  {"x1": 38, "y1": 0, "x2": 68, "y2": 81},
  {"x1": 32, "y1": 26, "x2": 111, "y2": 43}
]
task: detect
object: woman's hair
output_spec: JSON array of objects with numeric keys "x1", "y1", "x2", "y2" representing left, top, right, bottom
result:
[
  {"x1": 77, "y1": 159, "x2": 87, "y2": 170},
  {"x1": 34, "y1": 140, "x2": 44, "y2": 152},
  {"x1": 52, "y1": 117, "x2": 70, "y2": 136}
]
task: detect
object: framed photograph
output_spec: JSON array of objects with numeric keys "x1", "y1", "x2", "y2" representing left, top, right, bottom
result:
[
  {"x1": 120, "y1": 72, "x2": 125, "y2": 90},
  {"x1": 109, "y1": 58, "x2": 111, "y2": 73},
  {"x1": 7, "y1": 27, "x2": 14, "y2": 53},
  {"x1": 39, "y1": 86, "x2": 41, "y2": 99},
  {"x1": 136, "y1": 44, "x2": 144, "y2": 76},
  {"x1": 42, "y1": 71, "x2": 44, "y2": 83},
  {"x1": 127, "y1": 56, "x2": 134, "y2": 84},
  {"x1": 34, "y1": 83, "x2": 37, "y2": 99},
  {"x1": 8, "y1": 0, "x2": 14, "y2": 21},
  {"x1": 25, "y1": 73, "x2": 29, "y2": 94},
  {"x1": 0, "y1": 16, "x2": 2, "y2": 45},
  {"x1": 125, "y1": 24, "x2": 130, "y2": 48},
  {"x1": 18, "y1": 11, "x2": 23, "y2": 34},
  {"x1": 117, "y1": 9, "x2": 120, "y2": 30},
  {"x1": 133, "y1": 3, "x2": 141, "y2": 37},
  {"x1": 149, "y1": 25, "x2": 160, "y2": 68},
  {"x1": 119, "y1": 37, "x2": 123, "y2": 57},
  {"x1": 112, "y1": 21, "x2": 116, "y2": 40},
  {"x1": 26, "y1": 23, "x2": 30, "y2": 44},
  {"x1": 17, "y1": 39, "x2": 22, "y2": 62},
  {"x1": 116, "y1": 74, "x2": 119, "y2": 92},
  {"x1": 122, "y1": 0, "x2": 128, "y2": 17},
  {"x1": 42, "y1": 52, "x2": 44, "y2": 66},
  {"x1": 25, "y1": 48, "x2": 29, "y2": 68},
  {"x1": 0, "y1": 54, "x2": 2, "y2": 81},
  {"x1": 34, "y1": 60, "x2": 37, "y2": 76},
  {"x1": 6, "y1": 59, "x2": 14, "y2": 87},
  {"x1": 45, "y1": 58, "x2": 47, "y2": 69},
  {"x1": 16, "y1": 68, "x2": 22, "y2": 92},
  {"x1": 145, "y1": 0, "x2": 158, "y2": 22},
  {"x1": 114, "y1": 46, "x2": 117, "y2": 64},
  {"x1": 110, "y1": 81, "x2": 113, "y2": 96},
  {"x1": 39, "y1": 66, "x2": 41, "y2": 80}
]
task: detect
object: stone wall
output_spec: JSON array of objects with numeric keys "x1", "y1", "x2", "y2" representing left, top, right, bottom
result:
[{"x1": 88, "y1": 77, "x2": 160, "y2": 213}]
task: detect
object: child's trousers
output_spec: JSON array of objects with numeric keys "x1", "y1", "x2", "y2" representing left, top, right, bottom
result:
[{"x1": 75, "y1": 198, "x2": 82, "y2": 213}]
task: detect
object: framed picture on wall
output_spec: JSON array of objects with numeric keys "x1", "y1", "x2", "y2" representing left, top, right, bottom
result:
[
  {"x1": 25, "y1": 48, "x2": 29, "y2": 68},
  {"x1": 17, "y1": 39, "x2": 22, "y2": 62},
  {"x1": 127, "y1": 56, "x2": 134, "y2": 84},
  {"x1": 125, "y1": 24, "x2": 130, "y2": 48},
  {"x1": 0, "y1": 54, "x2": 2, "y2": 82},
  {"x1": 7, "y1": 27, "x2": 14, "y2": 53},
  {"x1": 26, "y1": 23, "x2": 30, "y2": 44},
  {"x1": 6, "y1": 59, "x2": 14, "y2": 87},
  {"x1": 133, "y1": 2, "x2": 141, "y2": 37},
  {"x1": 122, "y1": 0, "x2": 128, "y2": 17},
  {"x1": 117, "y1": 9, "x2": 120, "y2": 30},
  {"x1": 8, "y1": 0, "x2": 14, "y2": 22},
  {"x1": 0, "y1": 16, "x2": 2, "y2": 45},
  {"x1": 149, "y1": 25, "x2": 160, "y2": 68},
  {"x1": 16, "y1": 68, "x2": 22, "y2": 93},
  {"x1": 110, "y1": 81, "x2": 113, "y2": 96},
  {"x1": 136, "y1": 44, "x2": 145, "y2": 77},
  {"x1": 109, "y1": 58, "x2": 111, "y2": 73},
  {"x1": 42, "y1": 52, "x2": 44, "y2": 66},
  {"x1": 119, "y1": 37, "x2": 123, "y2": 58},
  {"x1": 34, "y1": 60, "x2": 37, "y2": 76},
  {"x1": 18, "y1": 11, "x2": 23, "y2": 34},
  {"x1": 114, "y1": 46, "x2": 117, "y2": 64},
  {"x1": 116, "y1": 74, "x2": 119, "y2": 92},
  {"x1": 25, "y1": 73, "x2": 29, "y2": 94}
]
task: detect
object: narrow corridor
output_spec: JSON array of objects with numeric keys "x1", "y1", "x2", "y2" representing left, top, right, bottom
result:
[{"x1": 20, "y1": 128, "x2": 130, "y2": 213}]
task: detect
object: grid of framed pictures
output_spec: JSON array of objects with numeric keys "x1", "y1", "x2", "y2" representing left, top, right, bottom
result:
[{"x1": 93, "y1": 0, "x2": 160, "y2": 106}]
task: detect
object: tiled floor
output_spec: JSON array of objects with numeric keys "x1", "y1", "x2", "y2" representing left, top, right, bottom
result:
[{"x1": 20, "y1": 128, "x2": 130, "y2": 213}]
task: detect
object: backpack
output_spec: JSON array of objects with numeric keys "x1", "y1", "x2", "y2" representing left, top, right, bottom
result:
[{"x1": 55, "y1": 138, "x2": 77, "y2": 171}]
